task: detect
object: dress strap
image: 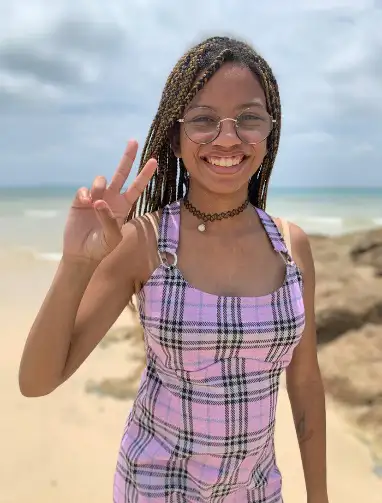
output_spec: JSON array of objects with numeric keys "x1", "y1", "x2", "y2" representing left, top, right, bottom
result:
[
  {"x1": 255, "y1": 207, "x2": 290, "y2": 257},
  {"x1": 157, "y1": 200, "x2": 181, "y2": 256}
]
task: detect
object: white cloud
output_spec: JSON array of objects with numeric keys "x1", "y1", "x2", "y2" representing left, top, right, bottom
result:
[{"x1": 0, "y1": 0, "x2": 381, "y2": 187}]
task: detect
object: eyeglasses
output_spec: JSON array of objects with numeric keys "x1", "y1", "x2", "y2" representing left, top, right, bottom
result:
[{"x1": 178, "y1": 106, "x2": 276, "y2": 145}]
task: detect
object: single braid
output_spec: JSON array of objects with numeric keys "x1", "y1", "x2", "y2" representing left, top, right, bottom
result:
[{"x1": 127, "y1": 36, "x2": 282, "y2": 220}]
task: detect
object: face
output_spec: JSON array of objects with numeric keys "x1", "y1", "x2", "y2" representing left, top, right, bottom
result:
[{"x1": 174, "y1": 63, "x2": 270, "y2": 196}]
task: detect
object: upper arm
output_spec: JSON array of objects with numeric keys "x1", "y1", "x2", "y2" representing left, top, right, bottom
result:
[
  {"x1": 285, "y1": 222, "x2": 320, "y2": 386},
  {"x1": 61, "y1": 215, "x2": 159, "y2": 381}
]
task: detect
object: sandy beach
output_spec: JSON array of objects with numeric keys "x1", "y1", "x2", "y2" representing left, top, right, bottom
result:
[{"x1": 1, "y1": 246, "x2": 381, "y2": 503}]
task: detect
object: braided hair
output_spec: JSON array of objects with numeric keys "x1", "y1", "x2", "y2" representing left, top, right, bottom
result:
[{"x1": 130, "y1": 36, "x2": 281, "y2": 219}]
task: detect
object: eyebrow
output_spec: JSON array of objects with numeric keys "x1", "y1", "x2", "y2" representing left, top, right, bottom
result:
[
  {"x1": 238, "y1": 101, "x2": 266, "y2": 110},
  {"x1": 186, "y1": 99, "x2": 266, "y2": 112}
]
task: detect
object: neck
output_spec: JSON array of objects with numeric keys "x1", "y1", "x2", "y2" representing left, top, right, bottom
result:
[
  {"x1": 182, "y1": 183, "x2": 254, "y2": 234},
  {"x1": 185, "y1": 185, "x2": 248, "y2": 214}
]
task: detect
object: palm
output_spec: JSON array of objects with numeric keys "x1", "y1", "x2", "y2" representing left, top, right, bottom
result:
[
  {"x1": 63, "y1": 141, "x2": 157, "y2": 262},
  {"x1": 64, "y1": 190, "x2": 128, "y2": 260}
]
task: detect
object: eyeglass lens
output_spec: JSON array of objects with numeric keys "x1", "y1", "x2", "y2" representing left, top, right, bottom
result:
[{"x1": 182, "y1": 107, "x2": 273, "y2": 145}]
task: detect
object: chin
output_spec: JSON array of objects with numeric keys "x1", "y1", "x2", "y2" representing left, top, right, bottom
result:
[{"x1": 195, "y1": 175, "x2": 251, "y2": 197}]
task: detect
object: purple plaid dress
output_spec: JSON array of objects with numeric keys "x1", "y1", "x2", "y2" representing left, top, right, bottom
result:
[{"x1": 114, "y1": 201, "x2": 305, "y2": 503}]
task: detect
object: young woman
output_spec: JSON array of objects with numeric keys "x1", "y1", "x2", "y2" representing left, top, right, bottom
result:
[{"x1": 19, "y1": 36, "x2": 328, "y2": 503}]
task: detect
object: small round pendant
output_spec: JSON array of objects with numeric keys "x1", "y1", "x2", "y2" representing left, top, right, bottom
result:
[{"x1": 197, "y1": 223, "x2": 206, "y2": 232}]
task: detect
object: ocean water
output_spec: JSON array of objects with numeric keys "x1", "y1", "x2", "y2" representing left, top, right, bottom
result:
[{"x1": 0, "y1": 186, "x2": 380, "y2": 263}]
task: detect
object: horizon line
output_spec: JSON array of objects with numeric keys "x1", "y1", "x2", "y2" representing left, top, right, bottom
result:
[{"x1": 0, "y1": 184, "x2": 381, "y2": 191}]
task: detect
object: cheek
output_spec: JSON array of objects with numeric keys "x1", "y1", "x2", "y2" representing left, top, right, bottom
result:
[
  {"x1": 179, "y1": 131, "x2": 200, "y2": 164},
  {"x1": 252, "y1": 142, "x2": 267, "y2": 164}
]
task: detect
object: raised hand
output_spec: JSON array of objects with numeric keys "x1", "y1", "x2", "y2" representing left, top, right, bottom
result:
[{"x1": 63, "y1": 140, "x2": 157, "y2": 262}]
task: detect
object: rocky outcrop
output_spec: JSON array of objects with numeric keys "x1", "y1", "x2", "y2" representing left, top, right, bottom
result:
[
  {"x1": 318, "y1": 324, "x2": 382, "y2": 460},
  {"x1": 310, "y1": 230, "x2": 382, "y2": 344},
  {"x1": 311, "y1": 228, "x2": 382, "y2": 460},
  {"x1": 350, "y1": 228, "x2": 382, "y2": 274}
]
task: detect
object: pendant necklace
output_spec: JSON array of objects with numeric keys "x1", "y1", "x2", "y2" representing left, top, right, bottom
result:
[{"x1": 183, "y1": 198, "x2": 249, "y2": 233}]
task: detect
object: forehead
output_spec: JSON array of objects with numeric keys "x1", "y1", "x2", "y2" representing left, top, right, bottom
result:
[{"x1": 188, "y1": 63, "x2": 266, "y2": 112}]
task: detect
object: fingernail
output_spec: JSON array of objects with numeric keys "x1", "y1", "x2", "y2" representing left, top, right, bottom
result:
[{"x1": 95, "y1": 201, "x2": 107, "y2": 210}]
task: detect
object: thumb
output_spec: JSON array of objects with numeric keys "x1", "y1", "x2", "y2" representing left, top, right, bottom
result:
[{"x1": 93, "y1": 200, "x2": 122, "y2": 248}]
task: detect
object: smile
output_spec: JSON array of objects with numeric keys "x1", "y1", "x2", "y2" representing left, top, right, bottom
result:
[{"x1": 202, "y1": 155, "x2": 246, "y2": 167}]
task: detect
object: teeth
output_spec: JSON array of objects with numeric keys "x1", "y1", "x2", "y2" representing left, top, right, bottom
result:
[{"x1": 205, "y1": 156, "x2": 244, "y2": 167}]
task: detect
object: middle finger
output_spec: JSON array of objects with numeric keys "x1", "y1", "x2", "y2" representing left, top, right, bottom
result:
[{"x1": 108, "y1": 140, "x2": 139, "y2": 192}]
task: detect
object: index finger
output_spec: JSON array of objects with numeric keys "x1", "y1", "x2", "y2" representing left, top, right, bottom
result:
[{"x1": 108, "y1": 139, "x2": 139, "y2": 192}]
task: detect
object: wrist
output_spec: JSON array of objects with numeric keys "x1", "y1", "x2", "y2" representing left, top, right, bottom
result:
[{"x1": 59, "y1": 254, "x2": 100, "y2": 278}]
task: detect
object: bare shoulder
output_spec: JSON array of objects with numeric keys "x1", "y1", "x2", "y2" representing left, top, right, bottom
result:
[
  {"x1": 273, "y1": 217, "x2": 314, "y2": 276},
  {"x1": 289, "y1": 221, "x2": 311, "y2": 250}
]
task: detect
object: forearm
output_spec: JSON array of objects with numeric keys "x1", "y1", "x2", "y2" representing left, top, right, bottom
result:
[
  {"x1": 19, "y1": 256, "x2": 98, "y2": 396},
  {"x1": 287, "y1": 374, "x2": 328, "y2": 501}
]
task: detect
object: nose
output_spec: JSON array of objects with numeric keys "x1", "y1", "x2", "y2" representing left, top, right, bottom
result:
[{"x1": 212, "y1": 118, "x2": 241, "y2": 147}]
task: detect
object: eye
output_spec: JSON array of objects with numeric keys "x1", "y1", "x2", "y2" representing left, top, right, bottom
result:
[
  {"x1": 189, "y1": 115, "x2": 216, "y2": 124},
  {"x1": 238, "y1": 113, "x2": 269, "y2": 131},
  {"x1": 240, "y1": 113, "x2": 265, "y2": 122}
]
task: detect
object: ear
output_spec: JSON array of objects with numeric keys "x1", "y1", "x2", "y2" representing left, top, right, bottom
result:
[{"x1": 168, "y1": 123, "x2": 181, "y2": 158}]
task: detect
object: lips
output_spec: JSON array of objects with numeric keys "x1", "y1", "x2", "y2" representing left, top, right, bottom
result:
[{"x1": 200, "y1": 155, "x2": 248, "y2": 175}]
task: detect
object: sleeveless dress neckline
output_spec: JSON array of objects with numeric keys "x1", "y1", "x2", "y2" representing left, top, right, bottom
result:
[
  {"x1": 114, "y1": 199, "x2": 306, "y2": 503},
  {"x1": 155, "y1": 200, "x2": 300, "y2": 302}
]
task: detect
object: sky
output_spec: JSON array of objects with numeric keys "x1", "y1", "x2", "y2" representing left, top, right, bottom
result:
[{"x1": 0, "y1": 0, "x2": 381, "y2": 188}]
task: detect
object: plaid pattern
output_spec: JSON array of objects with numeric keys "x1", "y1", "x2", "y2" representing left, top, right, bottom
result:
[{"x1": 114, "y1": 201, "x2": 305, "y2": 503}]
